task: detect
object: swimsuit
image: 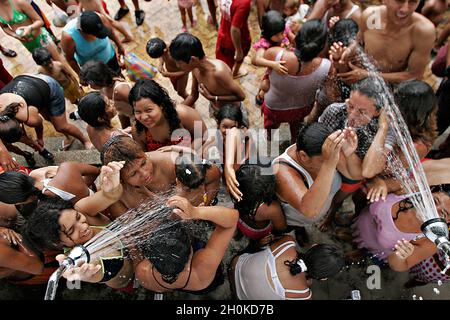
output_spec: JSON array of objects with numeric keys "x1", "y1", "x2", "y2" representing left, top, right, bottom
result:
[{"x1": 0, "y1": 0, "x2": 28, "y2": 25}]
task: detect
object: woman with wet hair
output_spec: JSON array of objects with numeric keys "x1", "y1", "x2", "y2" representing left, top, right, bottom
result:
[
  {"x1": 0, "y1": 161, "x2": 100, "y2": 206},
  {"x1": 100, "y1": 135, "x2": 180, "y2": 218},
  {"x1": 135, "y1": 195, "x2": 238, "y2": 293},
  {"x1": 77, "y1": 91, "x2": 131, "y2": 152},
  {"x1": 229, "y1": 235, "x2": 345, "y2": 299},
  {"x1": 129, "y1": 79, "x2": 207, "y2": 153},
  {"x1": 233, "y1": 163, "x2": 286, "y2": 243},
  {"x1": 22, "y1": 161, "x2": 134, "y2": 289}
]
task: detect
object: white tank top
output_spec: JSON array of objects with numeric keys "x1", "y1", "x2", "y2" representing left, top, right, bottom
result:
[
  {"x1": 273, "y1": 147, "x2": 342, "y2": 227},
  {"x1": 234, "y1": 241, "x2": 312, "y2": 300}
]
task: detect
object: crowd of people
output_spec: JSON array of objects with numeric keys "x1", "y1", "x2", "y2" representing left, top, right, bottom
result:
[{"x1": 0, "y1": 0, "x2": 449, "y2": 300}]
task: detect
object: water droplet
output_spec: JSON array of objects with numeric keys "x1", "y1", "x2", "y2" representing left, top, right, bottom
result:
[
  {"x1": 419, "y1": 296, "x2": 423, "y2": 300},
  {"x1": 412, "y1": 295, "x2": 417, "y2": 300},
  {"x1": 438, "y1": 280, "x2": 443, "y2": 286},
  {"x1": 433, "y1": 288, "x2": 440, "y2": 295}
]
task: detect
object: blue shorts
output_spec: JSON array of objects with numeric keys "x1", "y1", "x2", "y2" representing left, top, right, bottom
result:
[{"x1": 33, "y1": 74, "x2": 66, "y2": 117}]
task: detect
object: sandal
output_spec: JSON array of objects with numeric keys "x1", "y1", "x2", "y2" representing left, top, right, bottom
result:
[
  {"x1": 0, "y1": 47, "x2": 17, "y2": 58},
  {"x1": 59, "y1": 138, "x2": 74, "y2": 151},
  {"x1": 114, "y1": 7, "x2": 130, "y2": 21},
  {"x1": 39, "y1": 149, "x2": 55, "y2": 163}
]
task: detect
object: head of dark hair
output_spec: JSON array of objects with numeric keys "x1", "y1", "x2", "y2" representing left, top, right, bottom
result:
[
  {"x1": 23, "y1": 198, "x2": 74, "y2": 252},
  {"x1": 79, "y1": 60, "x2": 115, "y2": 87},
  {"x1": 0, "y1": 172, "x2": 44, "y2": 204},
  {"x1": 175, "y1": 153, "x2": 211, "y2": 189},
  {"x1": 296, "y1": 122, "x2": 333, "y2": 156},
  {"x1": 146, "y1": 38, "x2": 167, "y2": 58},
  {"x1": 32, "y1": 47, "x2": 52, "y2": 66},
  {"x1": 77, "y1": 91, "x2": 112, "y2": 128},
  {"x1": 284, "y1": 244, "x2": 344, "y2": 279},
  {"x1": 129, "y1": 79, "x2": 181, "y2": 134},
  {"x1": 294, "y1": 19, "x2": 328, "y2": 62},
  {"x1": 234, "y1": 163, "x2": 276, "y2": 219},
  {"x1": 0, "y1": 110, "x2": 22, "y2": 143},
  {"x1": 140, "y1": 223, "x2": 192, "y2": 284},
  {"x1": 351, "y1": 77, "x2": 385, "y2": 110},
  {"x1": 169, "y1": 33, "x2": 205, "y2": 63},
  {"x1": 330, "y1": 18, "x2": 359, "y2": 47},
  {"x1": 394, "y1": 80, "x2": 437, "y2": 146},
  {"x1": 101, "y1": 135, "x2": 145, "y2": 167},
  {"x1": 261, "y1": 11, "x2": 286, "y2": 44},
  {"x1": 216, "y1": 104, "x2": 245, "y2": 127}
]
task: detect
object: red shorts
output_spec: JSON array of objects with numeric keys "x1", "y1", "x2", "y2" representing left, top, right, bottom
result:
[
  {"x1": 237, "y1": 218, "x2": 273, "y2": 241},
  {"x1": 215, "y1": 43, "x2": 251, "y2": 69},
  {"x1": 262, "y1": 101, "x2": 312, "y2": 140}
]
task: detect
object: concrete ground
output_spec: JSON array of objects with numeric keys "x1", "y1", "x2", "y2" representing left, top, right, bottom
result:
[{"x1": 0, "y1": 0, "x2": 448, "y2": 300}]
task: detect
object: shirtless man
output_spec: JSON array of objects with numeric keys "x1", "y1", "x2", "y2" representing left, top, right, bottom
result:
[
  {"x1": 308, "y1": 0, "x2": 361, "y2": 26},
  {"x1": 334, "y1": 0, "x2": 435, "y2": 84},
  {"x1": 169, "y1": 33, "x2": 246, "y2": 122}
]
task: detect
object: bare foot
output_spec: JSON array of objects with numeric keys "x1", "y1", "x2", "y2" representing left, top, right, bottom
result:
[
  {"x1": 60, "y1": 137, "x2": 75, "y2": 151},
  {"x1": 233, "y1": 68, "x2": 248, "y2": 79}
]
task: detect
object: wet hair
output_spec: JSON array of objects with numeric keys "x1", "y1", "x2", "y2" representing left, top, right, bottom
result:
[
  {"x1": 261, "y1": 11, "x2": 286, "y2": 44},
  {"x1": 31, "y1": 47, "x2": 52, "y2": 66},
  {"x1": 234, "y1": 163, "x2": 276, "y2": 219},
  {"x1": 140, "y1": 222, "x2": 192, "y2": 284},
  {"x1": 101, "y1": 135, "x2": 145, "y2": 167},
  {"x1": 351, "y1": 77, "x2": 384, "y2": 110},
  {"x1": 0, "y1": 102, "x2": 22, "y2": 143},
  {"x1": 77, "y1": 91, "x2": 113, "y2": 129},
  {"x1": 169, "y1": 33, "x2": 205, "y2": 63},
  {"x1": 296, "y1": 122, "x2": 333, "y2": 157},
  {"x1": 146, "y1": 37, "x2": 167, "y2": 58},
  {"x1": 23, "y1": 197, "x2": 74, "y2": 252},
  {"x1": 0, "y1": 172, "x2": 45, "y2": 204},
  {"x1": 284, "y1": 244, "x2": 344, "y2": 279},
  {"x1": 330, "y1": 18, "x2": 359, "y2": 47},
  {"x1": 294, "y1": 19, "x2": 328, "y2": 62},
  {"x1": 79, "y1": 60, "x2": 118, "y2": 87},
  {"x1": 129, "y1": 79, "x2": 181, "y2": 135},
  {"x1": 216, "y1": 104, "x2": 245, "y2": 128},
  {"x1": 394, "y1": 80, "x2": 437, "y2": 147},
  {"x1": 175, "y1": 153, "x2": 211, "y2": 189}
]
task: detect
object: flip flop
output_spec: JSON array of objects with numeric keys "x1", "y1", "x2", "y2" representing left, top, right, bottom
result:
[
  {"x1": 59, "y1": 138, "x2": 74, "y2": 151},
  {"x1": 0, "y1": 47, "x2": 17, "y2": 58}
]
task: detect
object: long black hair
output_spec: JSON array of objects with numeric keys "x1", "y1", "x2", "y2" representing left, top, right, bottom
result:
[
  {"x1": 0, "y1": 172, "x2": 45, "y2": 204},
  {"x1": 129, "y1": 79, "x2": 181, "y2": 135},
  {"x1": 284, "y1": 244, "x2": 344, "y2": 279},
  {"x1": 22, "y1": 197, "x2": 75, "y2": 252},
  {"x1": 234, "y1": 163, "x2": 276, "y2": 220},
  {"x1": 140, "y1": 222, "x2": 192, "y2": 284},
  {"x1": 294, "y1": 19, "x2": 328, "y2": 62}
]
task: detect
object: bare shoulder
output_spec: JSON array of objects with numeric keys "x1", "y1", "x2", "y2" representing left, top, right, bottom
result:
[
  {"x1": 412, "y1": 13, "x2": 436, "y2": 38},
  {"x1": 175, "y1": 104, "x2": 191, "y2": 117},
  {"x1": 265, "y1": 46, "x2": 283, "y2": 60}
]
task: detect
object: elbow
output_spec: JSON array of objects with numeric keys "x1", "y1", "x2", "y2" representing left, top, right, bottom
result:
[
  {"x1": 298, "y1": 204, "x2": 320, "y2": 219},
  {"x1": 236, "y1": 90, "x2": 246, "y2": 102},
  {"x1": 362, "y1": 166, "x2": 379, "y2": 179}
]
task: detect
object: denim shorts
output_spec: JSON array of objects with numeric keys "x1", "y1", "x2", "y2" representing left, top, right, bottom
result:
[{"x1": 33, "y1": 74, "x2": 66, "y2": 116}]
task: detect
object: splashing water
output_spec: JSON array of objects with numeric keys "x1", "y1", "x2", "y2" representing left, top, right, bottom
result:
[{"x1": 355, "y1": 47, "x2": 439, "y2": 223}]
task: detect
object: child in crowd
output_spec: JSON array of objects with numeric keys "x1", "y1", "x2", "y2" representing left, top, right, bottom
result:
[
  {"x1": 177, "y1": 0, "x2": 197, "y2": 33},
  {"x1": 146, "y1": 37, "x2": 189, "y2": 99},
  {"x1": 32, "y1": 47, "x2": 84, "y2": 105}
]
